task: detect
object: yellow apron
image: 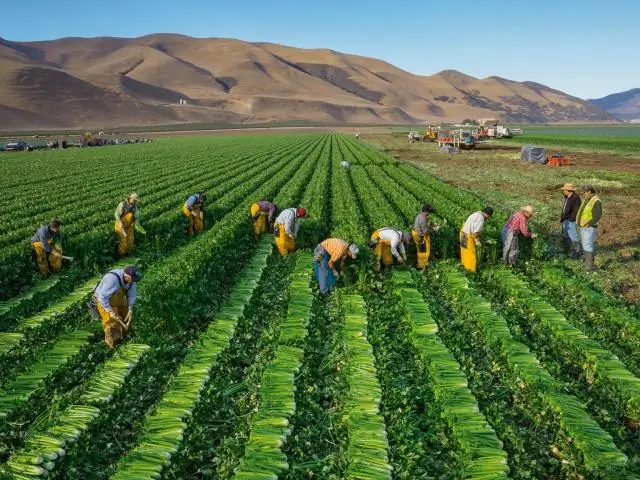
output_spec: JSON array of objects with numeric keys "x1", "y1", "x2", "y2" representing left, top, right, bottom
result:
[
  {"x1": 411, "y1": 229, "x2": 431, "y2": 269},
  {"x1": 275, "y1": 223, "x2": 295, "y2": 256},
  {"x1": 183, "y1": 202, "x2": 204, "y2": 236},
  {"x1": 459, "y1": 229, "x2": 478, "y2": 272},
  {"x1": 95, "y1": 287, "x2": 130, "y2": 349},
  {"x1": 31, "y1": 240, "x2": 62, "y2": 277},
  {"x1": 250, "y1": 203, "x2": 268, "y2": 238},
  {"x1": 370, "y1": 230, "x2": 394, "y2": 271},
  {"x1": 115, "y1": 211, "x2": 135, "y2": 257}
]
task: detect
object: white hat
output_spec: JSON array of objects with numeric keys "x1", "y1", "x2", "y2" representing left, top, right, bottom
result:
[
  {"x1": 521, "y1": 205, "x2": 534, "y2": 215},
  {"x1": 349, "y1": 244, "x2": 359, "y2": 257}
]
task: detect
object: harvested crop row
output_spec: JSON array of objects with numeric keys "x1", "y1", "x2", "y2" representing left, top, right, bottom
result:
[
  {"x1": 425, "y1": 263, "x2": 627, "y2": 477},
  {"x1": 393, "y1": 269, "x2": 510, "y2": 478}
]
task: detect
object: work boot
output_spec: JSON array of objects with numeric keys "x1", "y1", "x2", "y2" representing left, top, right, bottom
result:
[
  {"x1": 584, "y1": 252, "x2": 597, "y2": 272},
  {"x1": 571, "y1": 242, "x2": 581, "y2": 260},
  {"x1": 562, "y1": 237, "x2": 572, "y2": 255}
]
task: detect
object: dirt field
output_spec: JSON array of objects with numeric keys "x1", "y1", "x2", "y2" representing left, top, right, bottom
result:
[{"x1": 364, "y1": 133, "x2": 640, "y2": 304}]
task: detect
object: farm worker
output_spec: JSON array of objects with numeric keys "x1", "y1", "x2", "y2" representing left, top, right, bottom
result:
[
  {"x1": 92, "y1": 265, "x2": 142, "y2": 349},
  {"x1": 412, "y1": 203, "x2": 439, "y2": 269},
  {"x1": 250, "y1": 199, "x2": 278, "y2": 238},
  {"x1": 501, "y1": 205, "x2": 537, "y2": 266},
  {"x1": 459, "y1": 207, "x2": 494, "y2": 272},
  {"x1": 31, "y1": 218, "x2": 63, "y2": 277},
  {"x1": 313, "y1": 238, "x2": 359, "y2": 294},
  {"x1": 183, "y1": 193, "x2": 207, "y2": 236},
  {"x1": 559, "y1": 183, "x2": 582, "y2": 259},
  {"x1": 114, "y1": 193, "x2": 144, "y2": 257},
  {"x1": 274, "y1": 207, "x2": 307, "y2": 255},
  {"x1": 369, "y1": 228, "x2": 412, "y2": 272},
  {"x1": 576, "y1": 185, "x2": 602, "y2": 272}
]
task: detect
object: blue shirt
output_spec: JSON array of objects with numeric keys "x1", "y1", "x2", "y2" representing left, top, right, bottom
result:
[
  {"x1": 94, "y1": 269, "x2": 136, "y2": 313},
  {"x1": 185, "y1": 195, "x2": 198, "y2": 210},
  {"x1": 31, "y1": 225, "x2": 59, "y2": 253}
]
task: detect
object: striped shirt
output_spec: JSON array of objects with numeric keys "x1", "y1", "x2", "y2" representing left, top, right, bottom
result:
[
  {"x1": 320, "y1": 238, "x2": 349, "y2": 268},
  {"x1": 274, "y1": 208, "x2": 301, "y2": 236},
  {"x1": 375, "y1": 228, "x2": 405, "y2": 259},
  {"x1": 503, "y1": 211, "x2": 532, "y2": 237}
]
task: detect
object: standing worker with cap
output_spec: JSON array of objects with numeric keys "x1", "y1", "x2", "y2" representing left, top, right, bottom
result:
[
  {"x1": 31, "y1": 218, "x2": 63, "y2": 277},
  {"x1": 114, "y1": 193, "x2": 144, "y2": 258},
  {"x1": 250, "y1": 199, "x2": 278, "y2": 239},
  {"x1": 369, "y1": 227, "x2": 412, "y2": 272},
  {"x1": 576, "y1": 185, "x2": 602, "y2": 271},
  {"x1": 313, "y1": 237, "x2": 359, "y2": 294},
  {"x1": 183, "y1": 192, "x2": 207, "y2": 236},
  {"x1": 460, "y1": 207, "x2": 494, "y2": 272},
  {"x1": 559, "y1": 183, "x2": 582, "y2": 259},
  {"x1": 92, "y1": 265, "x2": 142, "y2": 348},
  {"x1": 273, "y1": 207, "x2": 307, "y2": 255},
  {"x1": 501, "y1": 205, "x2": 537, "y2": 266},
  {"x1": 412, "y1": 203, "x2": 439, "y2": 269}
]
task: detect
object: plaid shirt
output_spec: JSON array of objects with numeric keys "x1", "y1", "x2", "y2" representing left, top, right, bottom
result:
[{"x1": 504, "y1": 211, "x2": 532, "y2": 237}]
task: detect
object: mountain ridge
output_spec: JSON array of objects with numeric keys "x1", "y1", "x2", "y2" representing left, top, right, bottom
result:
[
  {"x1": 0, "y1": 34, "x2": 619, "y2": 130},
  {"x1": 589, "y1": 89, "x2": 640, "y2": 122}
]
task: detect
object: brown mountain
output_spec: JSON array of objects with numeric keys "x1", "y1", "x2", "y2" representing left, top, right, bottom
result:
[{"x1": 0, "y1": 34, "x2": 618, "y2": 130}]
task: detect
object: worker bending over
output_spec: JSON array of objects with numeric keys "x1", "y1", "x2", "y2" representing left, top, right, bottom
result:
[
  {"x1": 92, "y1": 265, "x2": 142, "y2": 348},
  {"x1": 250, "y1": 199, "x2": 278, "y2": 238},
  {"x1": 274, "y1": 207, "x2": 306, "y2": 255},
  {"x1": 114, "y1": 193, "x2": 144, "y2": 257},
  {"x1": 183, "y1": 193, "x2": 207, "y2": 236},
  {"x1": 412, "y1": 203, "x2": 439, "y2": 269},
  {"x1": 501, "y1": 205, "x2": 537, "y2": 266},
  {"x1": 460, "y1": 207, "x2": 493, "y2": 272},
  {"x1": 313, "y1": 237, "x2": 359, "y2": 294},
  {"x1": 31, "y1": 218, "x2": 63, "y2": 277},
  {"x1": 576, "y1": 185, "x2": 602, "y2": 272},
  {"x1": 369, "y1": 228, "x2": 412, "y2": 272}
]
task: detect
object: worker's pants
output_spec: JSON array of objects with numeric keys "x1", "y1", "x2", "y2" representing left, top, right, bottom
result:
[
  {"x1": 32, "y1": 242, "x2": 62, "y2": 277},
  {"x1": 183, "y1": 204, "x2": 204, "y2": 236},
  {"x1": 562, "y1": 220, "x2": 579, "y2": 243},
  {"x1": 275, "y1": 223, "x2": 295, "y2": 256},
  {"x1": 501, "y1": 228, "x2": 519, "y2": 266},
  {"x1": 115, "y1": 213, "x2": 135, "y2": 257},
  {"x1": 95, "y1": 288, "x2": 130, "y2": 348},
  {"x1": 411, "y1": 230, "x2": 430, "y2": 269},
  {"x1": 313, "y1": 245, "x2": 336, "y2": 294},
  {"x1": 459, "y1": 230, "x2": 478, "y2": 273},
  {"x1": 580, "y1": 226, "x2": 597, "y2": 253},
  {"x1": 372, "y1": 243, "x2": 394, "y2": 271},
  {"x1": 253, "y1": 212, "x2": 268, "y2": 238}
]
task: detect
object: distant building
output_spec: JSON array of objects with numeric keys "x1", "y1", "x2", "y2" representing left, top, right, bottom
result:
[{"x1": 179, "y1": 98, "x2": 189, "y2": 105}]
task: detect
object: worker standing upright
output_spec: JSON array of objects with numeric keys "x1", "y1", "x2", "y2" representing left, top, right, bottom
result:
[
  {"x1": 91, "y1": 265, "x2": 142, "y2": 348},
  {"x1": 273, "y1": 207, "x2": 307, "y2": 255},
  {"x1": 460, "y1": 207, "x2": 493, "y2": 272},
  {"x1": 501, "y1": 205, "x2": 537, "y2": 266},
  {"x1": 412, "y1": 203, "x2": 439, "y2": 269},
  {"x1": 183, "y1": 193, "x2": 207, "y2": 236},
  {"x1": 369, "y1": 227, "x2": 412, "y2": 272},
  {"x1": 250, "y1": 199, "x2": 278, "y2": 239},
  {"x1": 313, "y1": 237, "x2": 359, "y2": 294},
  {"x1": 114, "y1": 193, "x2": 144, "y2": 258},
  {"x1": 559, "y1": 183, "x2": 581, "y2": 259},
  {"x1": 31, "y1": 218, "x2": 63, "y2": 277},
  {"x1": 576, "y1": 185, "x2": 602, "y2": 272}
]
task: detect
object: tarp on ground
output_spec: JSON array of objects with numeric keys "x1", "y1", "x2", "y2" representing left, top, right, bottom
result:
[{"x1": 521, "y1": 145, "x2": 546, "y2": 163}]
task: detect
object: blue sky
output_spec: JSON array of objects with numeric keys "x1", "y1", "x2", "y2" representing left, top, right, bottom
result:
[{"x1": 2, "y1": 0, "x2": 638, "y2": 99}]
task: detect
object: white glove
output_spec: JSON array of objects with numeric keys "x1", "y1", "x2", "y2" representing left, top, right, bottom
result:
[
  {"x1": 475, "y1": 238, "x2": 481, "y2": 246},
  {"x1": 531, "y1": 233, "x2": 538, "y2": 239},
  {"x1": 398, "y1": 256, "x2": 405, "y2": 264},
  {"x1": 332, "y1": 269, "x2": 340, "y2": 277}
]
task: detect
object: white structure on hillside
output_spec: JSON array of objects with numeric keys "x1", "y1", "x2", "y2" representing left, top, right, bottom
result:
[{"x1": 179, "y1": 98, "x2": 189, "y2": 105}]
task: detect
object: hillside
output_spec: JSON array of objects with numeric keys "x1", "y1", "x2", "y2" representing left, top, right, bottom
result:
[
  {"x1": 589, "y1": 89, "x2": 640, "y2": 122},
  {"x1": 0, "y1": 34, "x2": 619, "y2": 130}
]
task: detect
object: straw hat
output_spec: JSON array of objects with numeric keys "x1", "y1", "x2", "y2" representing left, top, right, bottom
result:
[
  {"x1": 521, "y1": 205, "x2": 534, "y2": 215},
  {"x1": 560, "y1": 183, "x2": 576, "y2": 191}
]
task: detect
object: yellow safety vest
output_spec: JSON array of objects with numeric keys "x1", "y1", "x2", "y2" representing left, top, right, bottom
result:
[{"x1": 577, "y1": 195, "x2": 600, "y2": 227}]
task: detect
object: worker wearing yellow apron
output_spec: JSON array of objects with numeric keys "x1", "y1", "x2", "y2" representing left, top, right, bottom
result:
[
  {"x1": 411, "y1": 203, "x2": 438, "y2": 269},
  {"x1": 250, "y1": 199, "x2": 278, "y2": 239},
  {"x1": 31, "y1": 218, "x2": 63, "y2": 277},
  {"x1": 273, "y1": 207, "x2": 307, "y2": 256},
  {"x1": 459, "y1": 207, "x2": 493, "y2": 272},
  {"x1": 576, "y1": 185, "x2": 602, "y2": 272},
  {"x1": 114, "y1": 193, "x2": 144, "y2": 257},
  {"x1": 91, "y1": 265, "x2": 142, "y2": 348},
  {"x1": 183, "y1": 193, "x2": 207, "y2": 236},
  {"x1": 369, "y1": 228, "x2": 411, "y2": 272}
]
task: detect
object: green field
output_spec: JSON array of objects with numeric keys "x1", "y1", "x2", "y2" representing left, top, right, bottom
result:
[{"x1": 0, "y1": 134, "x2": 639, "y2": 479}]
